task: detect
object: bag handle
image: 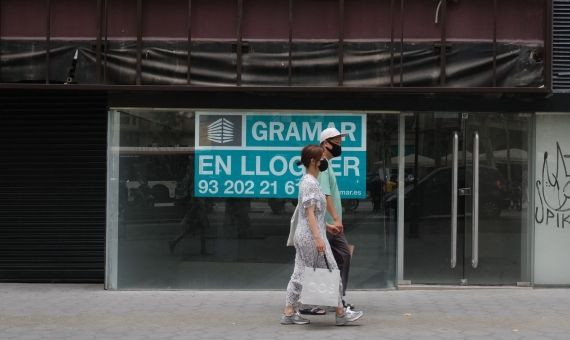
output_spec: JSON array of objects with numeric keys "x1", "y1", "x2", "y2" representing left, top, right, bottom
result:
[{"x1": 313, "y1": 251, "x2": 332, "y2": 272}]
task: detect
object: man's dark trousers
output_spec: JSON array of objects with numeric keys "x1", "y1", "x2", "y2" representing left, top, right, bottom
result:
[{"x1": 327, "y1": 231, "x2": 351, "y2": 297}]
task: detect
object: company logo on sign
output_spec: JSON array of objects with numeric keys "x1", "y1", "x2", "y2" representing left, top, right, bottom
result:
[
  {"x1": 208, "y1": 118, "x2": 235, "y2": 144},
  {"x1": 198, "y1": 114, "x2": 242, "y2": 147},
  {"x1": 307, "y1": 282, "x2": 336, "y2": 295}
]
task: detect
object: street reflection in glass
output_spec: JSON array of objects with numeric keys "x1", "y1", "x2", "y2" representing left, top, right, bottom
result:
[{"x1": 109, "y1": 109, "x2": 398, "y2": 289}]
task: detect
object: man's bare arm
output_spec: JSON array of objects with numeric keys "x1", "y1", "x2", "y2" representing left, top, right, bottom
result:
[{"x1": 325, "y1": 195, "x2": 343, "y2": 233}]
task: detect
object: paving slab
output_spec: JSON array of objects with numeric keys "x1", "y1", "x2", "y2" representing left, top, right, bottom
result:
[{"x1": 1, "y1": 284, "x2": 569, "y2": 339}]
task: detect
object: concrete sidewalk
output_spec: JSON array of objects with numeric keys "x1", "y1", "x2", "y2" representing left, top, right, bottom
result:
[{"x1": 1, "y1": 284, "x2": 569, "y2": 339}]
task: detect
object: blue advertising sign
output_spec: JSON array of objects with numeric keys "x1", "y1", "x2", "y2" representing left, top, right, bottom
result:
[{"x1": 194, "y1": 112, "x2": 367, "y2": 199}]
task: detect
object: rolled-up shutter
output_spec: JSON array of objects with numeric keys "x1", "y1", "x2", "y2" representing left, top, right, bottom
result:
[{"x1": 0, "y1": 91, "x2": 107, "y2": 282}]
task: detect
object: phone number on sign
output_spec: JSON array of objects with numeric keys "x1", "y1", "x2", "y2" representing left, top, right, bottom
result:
[{"x1": 197, "y1": 179, "x2": 299, "y2": 196}]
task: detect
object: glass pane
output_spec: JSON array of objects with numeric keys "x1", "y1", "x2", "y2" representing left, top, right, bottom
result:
[
  {"x1": 403, "y1": 113, "x2": 464, "y2": 284},
  {"x1": 108, "y1": 109, "x2": 398, "y2": 289},
  {"x1": 464, "y1": 113, "x2": 530, "y2": 284}
]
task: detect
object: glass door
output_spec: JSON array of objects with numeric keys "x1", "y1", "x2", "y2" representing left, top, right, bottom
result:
[
  {"x1": 402, "y1": 113, "x2": 464, "y2": 284},
  {"x1": 463, "y1": 113, "x2": 530, "y2": 285},
  {"x1": 402, "y1": 112, "x2": 530, "y2": 285}
]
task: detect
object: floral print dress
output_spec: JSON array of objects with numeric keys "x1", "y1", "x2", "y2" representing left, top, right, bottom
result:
[{"x1": 285, "y1": 174, "x2": 343, "y2": 308}]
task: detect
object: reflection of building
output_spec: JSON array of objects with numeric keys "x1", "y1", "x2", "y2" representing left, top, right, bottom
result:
[
  {"x1": 2, "y1": 1, "x2": 570, "y2": 288},
  {"x1": 119, "y1": 111, "x2": 195, "y2": 147}
]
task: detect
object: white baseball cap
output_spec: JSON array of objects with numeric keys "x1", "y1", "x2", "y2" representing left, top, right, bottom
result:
[{"x1": 319, "y1": 127, "x2": 347, "y2": 144}]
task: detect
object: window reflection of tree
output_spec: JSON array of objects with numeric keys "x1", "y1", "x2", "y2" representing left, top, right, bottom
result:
[
  {"x1": 224, "y1": 199, "x2": 251, "y2": 239},
  {"x1": 368, "y1": 115, "x2": 399, "y2": 212}
]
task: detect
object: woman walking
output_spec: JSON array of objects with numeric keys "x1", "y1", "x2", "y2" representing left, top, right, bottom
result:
[{"x1": 281, "y1": 145, "x2": 363, "y2": 326}]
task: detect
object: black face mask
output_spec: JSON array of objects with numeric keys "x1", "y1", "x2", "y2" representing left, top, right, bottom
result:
[
  {"x1": 326, "y1": 142, "x2": 342, "y2": 157},
  {"x1": 318, "y1": 159, "x2": 329, "y2": 172}
]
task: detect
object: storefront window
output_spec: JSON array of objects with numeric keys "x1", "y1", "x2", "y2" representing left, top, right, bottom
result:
[{"x1": 107, "y1": 109, "x2": 398, "y2": 289}]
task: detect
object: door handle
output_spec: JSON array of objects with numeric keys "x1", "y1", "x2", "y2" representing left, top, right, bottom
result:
[
  {"x1": 451, "y1": 131, "x2": 458, "y2": 269},
  {"x1": 472, "y1": 132, "x2": 479, "y2": 268}
]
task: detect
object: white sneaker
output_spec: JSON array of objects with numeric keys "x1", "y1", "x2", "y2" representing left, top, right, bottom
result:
[
  {"x1": 335, "y1": 308, "x2": 364, "y2": 326},
  {"x1": 280, "y1": 312, "x2": 310, "y2": 325}
]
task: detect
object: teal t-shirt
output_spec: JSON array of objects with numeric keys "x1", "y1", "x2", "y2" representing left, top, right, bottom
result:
[{"x1": 318, "y1": 167, "x2": 342, "y2": 225}]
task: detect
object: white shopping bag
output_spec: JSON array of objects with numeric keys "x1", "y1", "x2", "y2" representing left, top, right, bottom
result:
[{"x1": 299, "y1": 254, "x2": 340, "y2": 307}]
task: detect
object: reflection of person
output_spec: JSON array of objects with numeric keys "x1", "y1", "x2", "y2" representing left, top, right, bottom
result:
[
  {"x1": 315, "y1": 128, "x2": 360, "y2": 313},
  {"x1": 281, "y1": 145, "x2": 363, "y2": 326},
  {"x1": 169, "y1": 198, "x2": 209, "y2": 255},
  {"x1": 169, "y1": 159, "x2": 209, "y2": 255},
  {"x1": 118, "y1": 180, "x2": 128, "y2": 220},
  {"x1": 132, "y1": 168, "x2": 154, "y2": 208},
  {"x1": 510, "y1": 181, "x2": 522, "y2": 211}
]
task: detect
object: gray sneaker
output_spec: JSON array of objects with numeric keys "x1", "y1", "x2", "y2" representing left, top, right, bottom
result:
[
  {"x1": 335, "y1": 308, "x2": 364, "y2": 326},
  {"x1": 280, "y1": 312, "x2": 310, "y2": 325}
]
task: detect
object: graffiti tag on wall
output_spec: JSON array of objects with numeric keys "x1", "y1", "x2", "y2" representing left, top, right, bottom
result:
[{"x1": 535, "y1": 142, "x2": 570, "y2": 228}]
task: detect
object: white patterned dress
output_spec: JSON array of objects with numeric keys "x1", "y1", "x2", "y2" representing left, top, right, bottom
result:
[{"x1": 285, "y1": 174, "x2": 343, "y2": 308}]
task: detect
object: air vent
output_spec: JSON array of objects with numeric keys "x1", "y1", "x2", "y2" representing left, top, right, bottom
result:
[{"x1": 553, "y1": 0, "x2": 570, "y2": 91}]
